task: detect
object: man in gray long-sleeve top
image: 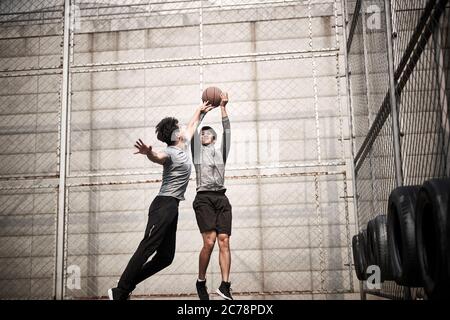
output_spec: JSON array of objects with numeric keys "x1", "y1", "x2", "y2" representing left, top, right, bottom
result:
[{"x1": 191, "y1": 92, "x2": 233, "y2": 300}]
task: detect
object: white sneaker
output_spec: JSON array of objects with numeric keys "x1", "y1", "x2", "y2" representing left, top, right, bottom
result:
[
  {"x1": 107, "y1": 287, "x2": 131, "y2": 300},
  {"x1": 216, "y1": 281, "x2": 233, "y2": 300},
  {"x1": 107, "y1": 288, "x2": 115, "y2": 300}
]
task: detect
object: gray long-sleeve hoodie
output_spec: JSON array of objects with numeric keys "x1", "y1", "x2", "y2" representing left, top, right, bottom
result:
[{"x1": 191, "y1": 116, "x2": 231, "y2": 192}]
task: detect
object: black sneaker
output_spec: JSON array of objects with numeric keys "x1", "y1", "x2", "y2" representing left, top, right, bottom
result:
[
  {"x1": 108, "y1": 287, "x2": 130, "y2": 300},
  {"x1": 216, "y1": 281, "x2": 233, "y2": 300},
  {"x1": 196, "y1": 280, "x2": 209, "y2": 300}
]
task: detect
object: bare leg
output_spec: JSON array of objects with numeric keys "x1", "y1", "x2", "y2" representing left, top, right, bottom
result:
[
  {"x1": 217, "y1": 233, "x2": 231, "y2": 282},
  {"x1": 198, "y1": 230, "x2": 217, "y2": 280}
]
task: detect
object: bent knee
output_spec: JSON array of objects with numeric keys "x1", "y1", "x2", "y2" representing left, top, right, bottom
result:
[
  {"x1": 162, "y1": 256, "x2": 174, "y2": 267},
  {"x1": 158, "y1": 251, "x2": 175, "y2": 267}
]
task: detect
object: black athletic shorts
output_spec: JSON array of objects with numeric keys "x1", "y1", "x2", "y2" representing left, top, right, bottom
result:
[{"x1": 193, "y1": 190, "x2": 232, "y2": 236}]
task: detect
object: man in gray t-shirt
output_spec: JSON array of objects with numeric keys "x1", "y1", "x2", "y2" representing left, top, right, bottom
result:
[
  {"x1": 190, "y1": 92, "x2": 234, "y2": 300},
  {"x1": 158, "y1": 141, "x2": 192, "y2": 200},
  {"x1": 108, "y1": 101, "x2": 213, "y2": 300}
]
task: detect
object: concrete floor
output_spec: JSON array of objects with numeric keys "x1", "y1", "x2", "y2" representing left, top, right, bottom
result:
[{"x1": 93, "y1": 292, "x2": 362, "y2": 300}]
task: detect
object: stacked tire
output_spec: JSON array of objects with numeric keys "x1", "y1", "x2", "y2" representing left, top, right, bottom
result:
[
  {"x1": 368, "y1": 215, "x2": 394, "y2": 282},
  {"x1": 352, "y1": 230, "x2": 369, "y2": 281},
  {"x1": 352, "y1": 178, "x2": 450, "y2": 299},
  {"x1": 414, "y1": 179, "x2": 450, "y2": 299},
  {"x1": 387, "y1": 186, "x2": 422, "y2": 287},
  {"x1": 352, "y1": 215, "x2": 394, "y2": 282}
]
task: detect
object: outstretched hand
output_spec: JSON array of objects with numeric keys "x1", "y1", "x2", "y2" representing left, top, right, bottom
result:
[
  {"x1": 134, "y1": 138, "x2": 151, "y2": 155},
  {"x1": 200, "y1": 100, "x2": 214, "y2": 114}
]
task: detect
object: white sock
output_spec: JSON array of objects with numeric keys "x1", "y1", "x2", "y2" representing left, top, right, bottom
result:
[{"x1": 197, "y1": 278, "x2": 206, "y2": 282}]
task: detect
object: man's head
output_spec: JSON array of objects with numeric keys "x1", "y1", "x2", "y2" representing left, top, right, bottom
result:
[
  {"x1": 156, "y1": 117, "x2": 180, "y2": 146},
  {"x1": 201, "y1": 126, "x2": 217, "y2": 146}
]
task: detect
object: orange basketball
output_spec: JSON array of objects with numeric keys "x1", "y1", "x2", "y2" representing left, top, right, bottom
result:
[{"x1": 202, "y1": 86, "x2": 222, "y2": 107}]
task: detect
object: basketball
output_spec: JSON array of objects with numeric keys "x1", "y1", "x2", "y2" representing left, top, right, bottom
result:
[{"x1": 202, "y1": 86, "x2": 222, "y2": 107}]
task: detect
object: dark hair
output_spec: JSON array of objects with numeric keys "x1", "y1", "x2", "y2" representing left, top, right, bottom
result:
[
  {"x1": 201, "y1": 126, "x2": 217, "y2": 140},
  {"x1": 156, "y1": 117, "x2": 179, "y2": 146}
]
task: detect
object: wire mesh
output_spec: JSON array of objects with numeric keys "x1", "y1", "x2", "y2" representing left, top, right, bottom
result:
[
  {"x1": 362, "y1": 0, "x2": 390, "y2": 123},
  {"x1": 0, "y1": 0, "x2": 63, "y2": 300},
  {"x1": 397, "y1": 3, "x2": 450, "y2": 185},
  {"x1": 0, "y1": 0, "x2": 64, "y2": 72},
  {"x1": 1, "y1": 0, "x2": 356, "y2": 299},
  {"x1": 354, "y1": 114, "x2": 396, "y2": 229},
  {"x1": 0, "y1": 74, "x2": 61, "y2": 178},
  {"x1": 0, "y1": 186, "x2": 58, "y2": 299},
  {"x1": 348, "y1": 4, "x2": 370, "y2": 154},
  {"x1": 64, "y1": 172, "x2": 354, "y2": 298},
  {"x1": 347, "y1": 0, "x2": 450, "y2": 300}
]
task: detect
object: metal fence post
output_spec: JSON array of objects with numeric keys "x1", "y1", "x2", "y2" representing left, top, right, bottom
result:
[
  {"x1": 341, "y1": 0, "x2": 366, "y2": 300},
  {"x1": 384, "y1": 0, "x2": 404, "y2": 187},
  {"x1": 55, "y1": 0, "x2": 72, "y2": 300}
]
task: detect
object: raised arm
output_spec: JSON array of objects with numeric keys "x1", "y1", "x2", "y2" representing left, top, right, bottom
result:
[
  {"x1": 185, "y1": 101, "x2": 214, "y2": 142},
  {"x1": 220, "y1": 92, "x2": 231, "y2": 164},
  {"x1": 191, "y1": 126, "x2": 202, "y2": 165},
  {"x1": 134, "y1": 138, "x2": 168, "y2": 166}
]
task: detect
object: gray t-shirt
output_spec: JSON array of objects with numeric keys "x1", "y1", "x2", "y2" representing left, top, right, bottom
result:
[
  {"x1": 191, "y1": 116, "x2": 231, "y2": 192},
  {"x1": 157, "y1": 141, "x2": 192, "y2": 201}
]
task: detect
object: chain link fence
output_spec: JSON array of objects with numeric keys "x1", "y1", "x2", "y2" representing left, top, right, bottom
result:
[
  {"x1": 0, "y1": 0, "x2": 64, "y2": 300},
  {"x1": 64, "y1": 171, "x2": 354, "y2": 298},
  {"x1": 1, "y1": 0, "x2": 357, "y2": 299},
  {"x1": 346, "y1": 0, "x2": 449, "y2": 299},
  {"x1": 0, "y1": 184, "x2": 58, "y2": 299}
]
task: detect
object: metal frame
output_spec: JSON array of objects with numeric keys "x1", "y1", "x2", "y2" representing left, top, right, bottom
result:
[
  {"x1": 340, "y1": 0, "x2": 363, "y2": 300},
  {"x1": 0, "y1": 0, "x2": 355, "y2": 299},
  {"x1": 70, "y1": 48, "x2": 340, "y2": 69},
  {"x1": 346, "y1": 0, "x2": 362, "y2": 53},
  {"x1": 0, "y1": 1, "x2": 323, "y2": 26},
  {"x1": 432, "y1": 13, "x2": 450, "y2": 177},
  {"x1": 55, "y1": 0, "x2": 71, "y2": 300},
  {"x1": 65, "y1": 170, "x2": 352, "y2": 299},
  {"x1": 385, "y1": 0, "x2": 403, "y2": 187},
  {"x1": 346, "y1": 0, "x2": 450, "y2": 300},
  {"x1": 354, "y1": 0, "x2": 449, "y2": 172}
]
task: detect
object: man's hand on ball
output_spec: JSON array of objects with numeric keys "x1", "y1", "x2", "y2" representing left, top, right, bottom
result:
[
  {"x1": 220, "y1": 92, "x2": 228, "y2": 107},
  {"x1": 200, "y1": 100, "x2": 214, "y2": 114}
]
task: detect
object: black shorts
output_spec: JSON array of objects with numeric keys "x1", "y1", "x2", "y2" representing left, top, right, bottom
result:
[{"x1": 193, "y1": 190, "x2": 232, "y2": 236}]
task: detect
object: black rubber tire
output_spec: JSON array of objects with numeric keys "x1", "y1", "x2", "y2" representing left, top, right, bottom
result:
[
  {"x1": 367, "y1": 218, "x2": 377, "y2": 267},
  {"x1": 416, "y1": 178, "x2": 450, "y2": 299},
  {"x1": 367, "y1": 215, "x2": 394, "y2": 282},
  {"x1": 447, "y1": 181, "x2": 450, "y2": 283},
  {"x1": 387, "y1": 186, "x2": 423, "y2": 287},
  {"x1": 352, "y1": 230, "x2": 369, "y2": 281},
  {"x1": 360, "y1": 229, "x2": 369, "y2": 275}
]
